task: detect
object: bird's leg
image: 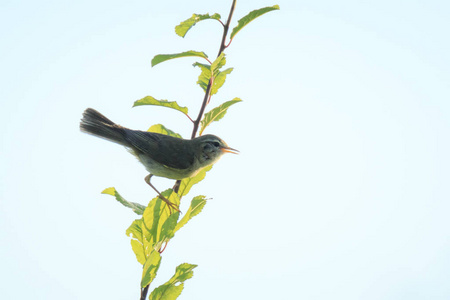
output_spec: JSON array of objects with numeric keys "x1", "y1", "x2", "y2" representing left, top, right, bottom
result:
[
  {"x1": 173, "y1": 180, "x2": 181, "y2": 193},
  {"x1": 144, "y1": 174, "x2": 180, "y2": 212}
]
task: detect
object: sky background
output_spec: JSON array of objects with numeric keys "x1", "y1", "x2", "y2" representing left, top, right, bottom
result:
[{"x1": 1, "y1": 0, "x2": 449, "y2": 299}]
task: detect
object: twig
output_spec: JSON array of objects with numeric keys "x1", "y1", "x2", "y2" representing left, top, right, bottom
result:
[
  {"x1": 191, "y1": 0, "x2": 237, "y2": 139},
  {"x1": 218, "y1": 0, "x2": 237, "y2": 57}
]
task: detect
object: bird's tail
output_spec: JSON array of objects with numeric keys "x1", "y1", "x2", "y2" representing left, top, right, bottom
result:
[{"x1": 80, "y1": 108, "x2": 128, "y2": 146}]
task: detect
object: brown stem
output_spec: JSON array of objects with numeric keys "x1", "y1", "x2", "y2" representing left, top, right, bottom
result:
[
  {"x1": 178, "y1": 0, "x2": 237, "y2": 192},
  {"x1": 191, "y1": 0, "x2": 237, "y2": 139},
  {"x1": 218, "y1": 0, "x2": 237, "y2": 56},
  {"x1": 191, "y1": 78, "x2": 214, "y2": 139},
  {"x1": 140, "y1": 285, "x2": 150, "y2": 300}
]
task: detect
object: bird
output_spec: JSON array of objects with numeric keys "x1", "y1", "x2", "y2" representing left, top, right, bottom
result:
[{"x1": 80, "y1": 108, "x2": 238, "y2": 211}]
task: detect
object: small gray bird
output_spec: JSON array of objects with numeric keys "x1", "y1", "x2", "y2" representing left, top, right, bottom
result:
[{"x1": 80, "y1": 108, "x2": 238, "y2": 210}]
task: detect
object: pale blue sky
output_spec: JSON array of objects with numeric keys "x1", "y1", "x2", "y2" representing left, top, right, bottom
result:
[{"x1": 1, "y1": 0, "x2": 449, "y2": 299}]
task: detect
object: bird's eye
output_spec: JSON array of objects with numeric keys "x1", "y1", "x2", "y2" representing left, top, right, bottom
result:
[{"x1": 212, "y1": 142, "x2": 220, "y2": 147}]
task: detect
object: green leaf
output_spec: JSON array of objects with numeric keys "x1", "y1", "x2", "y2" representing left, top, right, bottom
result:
[
  {"x1": 126, "y1": 219, "x2": 146, "y2": 265},
  {"x1": 193, "y1": 62, "x2": 211, "y2": 92},
  {"x1": 174, "y1": 196, "x2": 207, "y2": 233},
  {"x1": 211, "y1": 68, "x2": 233, "y2": 95},
  {"x1": 210, "y1": 53, "x2": 226, "y2": 74},
  {"x1": 126, "y1": 190, "x2": 180, "y2": 266},
  {"x1": 160, "y1": 212, "x2": 180, "y2": 241},
  {"x1": 102, "y1": 187, "x2": 146, "y2": 215},
  {"x1": 149, "y1": 263, "x2": 197, "y2": 300},
  {"x1": 175, "y1": 13, "x2": 221, "y2": 37},
  {"x1": 199, "y1": 98, "x2": 242, "y2": 135},
  {"x1": 151, "y1": 283, "x2": 183, "y2": 300},
  {"x1": 126, "y1": 219, "x2": 144, "y2": 243},
  {"x1": 141, "y1": 250, "x2": 162, "y2": 288},
  {"x1": 178, "y1": 165, "x2": 212, "y2": 197},
  {"x1": 230, "y1": 5, "x2": 280, "y2": 40},
  {"x1": 130, "y1": 239, "x2": 146, "y2": 265},
  {"x1": 142, "y1": 190, "x2": 181, "y2": 248},
  {"x1": 152, "y1": 51, "x2": 208, "y2": 67},
  {"x1": 133, "y1": 96, "x2": 188, "y2": 115},
  {"x1": 127, "y1": 217, "x2": 156, "y2": 265},
  {"x1": 147, "y1": 124, "x2": 182, "y2": 138},
  {"x1": 193, "y1": 54, "x2": 231, "y2": 95}
]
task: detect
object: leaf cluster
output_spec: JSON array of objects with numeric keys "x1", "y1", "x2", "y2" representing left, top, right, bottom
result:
[
  {"x1": 101, "y1": 2, "x2": 279, "y2": 299},
  {"x1": 139, "y1": 51, "x2": 241, "y2": 135},
  {"x1": 143, "y1": 5, "x2": 280, "y2": 137},
  {"x1": 102, "y1": 164, "x2": 210, "y2": 291}
]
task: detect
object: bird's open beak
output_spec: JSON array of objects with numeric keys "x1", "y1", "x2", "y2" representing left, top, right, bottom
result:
[{"x1": 221, "y1": 146, "x2": 239, "y2": 154}]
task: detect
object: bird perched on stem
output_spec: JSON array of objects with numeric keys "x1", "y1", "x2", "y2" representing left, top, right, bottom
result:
[{"x1": 80, "y1": 108, "x2": 238, "y2": 211}]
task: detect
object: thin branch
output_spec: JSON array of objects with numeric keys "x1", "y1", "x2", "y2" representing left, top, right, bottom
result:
[
  {"x1": 191, "y1": 77, "x2": 213, "y2": 139},
  {"x1": 218, "y1": 0, "x2": 237, "y2": 57},
  {"x1": 191, "y1": 0, "x2": 237, "y2": 139},
  {"x1": 185, "y1": 113, "x2": 195, "y2": 123},
  {"x1": 159, "y1": 241, "x2": 169, "y2": 253},
  {"x1": 204, "y1": 57, "x2": 213, "y2": 64},
  {"x1": 225, "y1": 38, "x2": 233, "y2": 48}
]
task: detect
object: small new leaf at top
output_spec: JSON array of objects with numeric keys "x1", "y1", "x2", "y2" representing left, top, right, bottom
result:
[
  {"x1": 230, "y1": 5, "x2": 280, "y2": 41},
  {"x1": 175, "y1": 13, "x2": 221, "y2": 38}
]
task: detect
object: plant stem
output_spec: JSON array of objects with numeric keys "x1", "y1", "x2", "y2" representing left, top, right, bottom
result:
[
  {"x1": 142, "y1": 1, "x2": 238, "y2": 299},
  {"x1": 191, "y1": 79, "x2": 213, "y2": 139},
  {"x1": 191, "y1": 0, "x2": 237, "y2": 139},
  {"x1": 218, "y1": 0, "x2": 236, "y2": 56},
  {"x1": 140, "y1": 285, "x2": 150, "y2": 300},
  {"x1": 175, "y1": 0, "x2": 237, "y2": 193}
]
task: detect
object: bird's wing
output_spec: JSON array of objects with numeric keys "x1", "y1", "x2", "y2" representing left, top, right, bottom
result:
[{"x1": 123, "y1": 129, "x2": 195, "y2": 170}]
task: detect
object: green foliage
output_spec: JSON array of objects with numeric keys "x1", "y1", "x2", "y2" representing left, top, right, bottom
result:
[
  {"x1": 212, "y1": 68, "x2": 233, "y2": 95},
  {"x1": 141, "y1": 190, "x2": 180, "y2": 249},
  {"x1": 102, "y1": 187, "x2": 146, "y2": 215},
  {"x1": 124, "y1": 189, "x2": 207, "y2": 294},
  {"x1": 152, "y1": 51, "x2": 208, "y2": 67},
  {"x1": 230, "y1": 5, "x2": 280, "y2": 40},
  {"x1": 175, "y1": 13, "x2": 221, "y2": 37},
  {"x1": 193, "y1": 64, "x2": 233, "y2": 95},
  {"x1": 193, "y1": 53, "x2": 233, "y2": 95},
  {"x1": 133, "y1": 96, "x2": 188, "y2": 116},
  {"x1": 211, "y1": 52, "x2": 227, "y2": 72},
  {"x1": 127, "y1": 219, "x2": 146, "y2": 264},
  {"x1": 200, "y1": 98, "x2": 242, "y2": 135},
  {"x1": 147, "y1": 124, "x2": 182, "y2": 138},
  {"x1": 174, "y1": 196, "x2": 207, "y2": 233},
  {"x1": 149, "y1": 263, "x2": 197, "y2": 300},
  {"x1": 98, "y1": 2, "x2": 279, "y2": 299},
  {"x1": 125, "y1": 191, "x2": 176, "y2": 263},
  {"x1": 192, "y1": 62, "x2": 210, "y2": 91},
  {"x1": 141, "y1": 250, "x2": 162, "y2": 288},
  {"x1": 178, "y1": 165, "x2": 213, "y2": 197}
]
